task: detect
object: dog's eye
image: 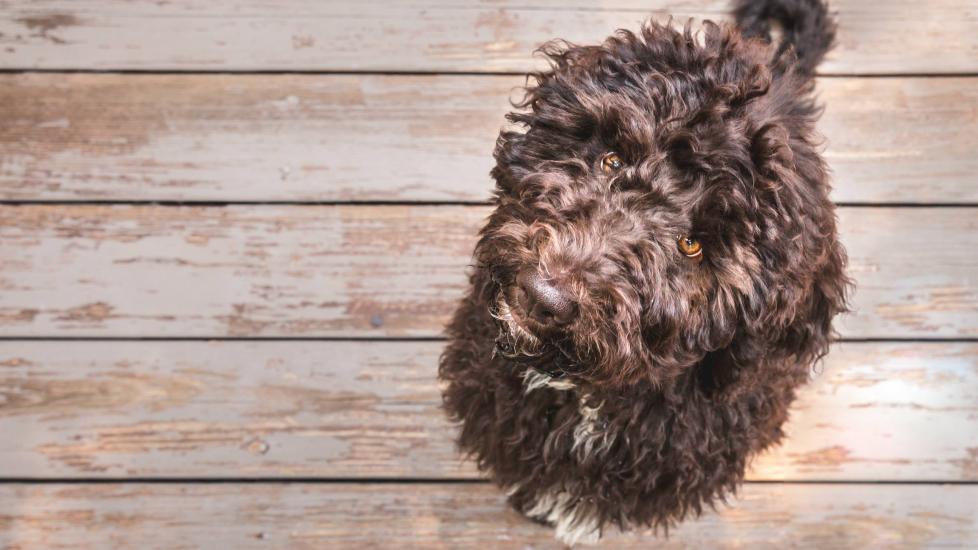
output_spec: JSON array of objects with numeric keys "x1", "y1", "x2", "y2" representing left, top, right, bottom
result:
[
  {"x1": 677, "y1": 236, "x2": 703, "y2": 258},
  {"x1": 601, "y1": 152, "x2": 625, "y2": 174}
]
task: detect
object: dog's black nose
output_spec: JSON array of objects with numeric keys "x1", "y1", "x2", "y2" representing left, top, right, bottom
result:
[{"x1": 516, "y1": 270, "x2": 577, "y2": 327}]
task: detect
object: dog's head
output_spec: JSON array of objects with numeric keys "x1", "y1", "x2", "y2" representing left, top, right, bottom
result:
[{"x1": 477, "y1": 21, "x2": 849, "y2": 388}]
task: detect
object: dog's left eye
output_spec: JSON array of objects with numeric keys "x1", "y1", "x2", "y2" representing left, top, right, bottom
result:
[{"x1": 601, "y1": 152, "x2": 625, "y2": 173}]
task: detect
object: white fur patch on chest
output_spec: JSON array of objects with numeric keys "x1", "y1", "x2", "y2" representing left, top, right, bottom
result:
[
  {"x1": 520, "y1": 370, "x2": 615, "y2": 459},
  {"x1": 516, "y1": 370, "x2": 618, "y2": 545},
  {"x1": 571, "y1": 393, "x2": 612, "y2": 459},
  {"x1": 521, "y1": 367, "x2": 576, "y2": 393},
  {"x1": 524, "y1": 489, "x2": 601, "y2": 546}
]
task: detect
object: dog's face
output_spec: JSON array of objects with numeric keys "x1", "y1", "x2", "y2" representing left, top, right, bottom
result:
[{"x1": 477, "y1": 22, "x2": 846, "y2": 388}]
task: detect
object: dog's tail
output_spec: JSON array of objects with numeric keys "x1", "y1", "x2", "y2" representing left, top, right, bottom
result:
[{"x1": 732, "y1": 0, "x2": 836, "y2": 74}]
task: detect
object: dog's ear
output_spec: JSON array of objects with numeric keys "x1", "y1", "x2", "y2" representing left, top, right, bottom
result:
[
  {"x1": 705, "y1": 235, "x2": 847, "y2": 398},
  {"x1": 741, "y1": 117, "x2": 851, "y2": 364},
  {"x1": 746, "y1": 209, "x2": 851, "y2": 365},
  {"x1": 490, "y1": 130, "x2": 527, "y2": 194},
  {"x1": 776, "y1": 238, "x2": 850, "y2": 363}
]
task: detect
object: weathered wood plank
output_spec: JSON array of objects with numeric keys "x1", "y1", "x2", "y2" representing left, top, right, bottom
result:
[
  {"x1": 0, "y1": 205, "x2": 975, "y2": 338},
  {"x1": 0, "y1": 483, "x2": 975, "y2": 548},
  {"x1": 0, "y1": 341, "x2": 975, "y2": 480},
  {"x1": 0, "y1": 205, "x2": 481, "y2": 338},
  {"x1": 1, "y1": 74, "x2": 975, "y2": 204},
  {"x1": 1, "y1": 1, "x2": 976, "y2": 74}
]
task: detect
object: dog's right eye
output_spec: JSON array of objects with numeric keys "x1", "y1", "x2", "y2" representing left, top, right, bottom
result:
[
  {"x1": 601, "y1": 152, "x2": 625, "y2": 174},
  {"x1": 678, "y1": 236, "x2": 703, "y2": 258}
]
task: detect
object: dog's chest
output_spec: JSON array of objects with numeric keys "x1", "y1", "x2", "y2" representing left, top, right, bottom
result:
[{"x1": 520, "y1": 368, "x2": 616, "y2": 461}]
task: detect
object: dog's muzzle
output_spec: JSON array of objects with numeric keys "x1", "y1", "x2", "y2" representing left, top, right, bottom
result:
[
  {"x1": 490, "y1": 294, "x2": 542, "y2": 356},
  {"x1": 490, "y1": 294, "x2": 580, "y2": 377}
]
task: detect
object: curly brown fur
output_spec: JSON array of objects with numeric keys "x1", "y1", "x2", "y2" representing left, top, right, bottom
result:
[{"x1": 439, "y1": 0, "x2": 849, "y2": 544}]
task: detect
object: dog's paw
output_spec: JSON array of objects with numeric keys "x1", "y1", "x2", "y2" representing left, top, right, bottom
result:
[{"x1": 518, "y1": 489, "x2": 602, "y2": 546}]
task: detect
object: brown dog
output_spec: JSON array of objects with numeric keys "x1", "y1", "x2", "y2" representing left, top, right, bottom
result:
[{"x1": 439, "y1": 0, "x2": 850, "y2": 544}]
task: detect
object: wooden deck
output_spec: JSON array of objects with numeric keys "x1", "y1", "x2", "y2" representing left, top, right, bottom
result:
[{"x1": 1, "y1": 1, "x2": 977, "y2": 548}]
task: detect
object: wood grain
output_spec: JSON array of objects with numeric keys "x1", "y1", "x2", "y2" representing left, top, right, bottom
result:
[
  {"x1": 1, "y1": 1, "x2": 976, "y2": 74},
  {"x1": 0, "y1": 205, "x2": 975, "y2": 338},
  {"x1": 0, "y1": 341, "x2": 975, "y2": 480},
  {"x1": 1, "y1": 74, "x2": 975, "y2": 204},
  {"x1": 0, "y1": 482, "x2": 975, "y2": 549},
  {"x1": 0, "y1": 1, "x2": 973, "y2": 544}
]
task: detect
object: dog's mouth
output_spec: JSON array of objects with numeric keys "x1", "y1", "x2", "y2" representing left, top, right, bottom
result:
[
  {"x1": 489, "y1": 293, "x2": 578, "y2": 376},
  {"x1": 490, "y1": 294, "x2": 542, "y2": 356}
]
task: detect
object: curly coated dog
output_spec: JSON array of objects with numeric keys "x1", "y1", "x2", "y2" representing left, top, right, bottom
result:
[{"x1": 439, "y1": 0, "x2": 850, "y2": 544}]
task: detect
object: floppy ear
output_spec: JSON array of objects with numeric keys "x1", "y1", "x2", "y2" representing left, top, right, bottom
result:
[
  {"x1": 744, "y1": 119, "x2": 851, "y2": 365},
  {"x1": 490, "y1": 130, "x2": 527, "y2": 194},
  {"x1": 772, "y1": 238, "x2": 850, "y2": 363},
  {"x1": 702, "y1": 224, "x2": 848, "y2": 398}
]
